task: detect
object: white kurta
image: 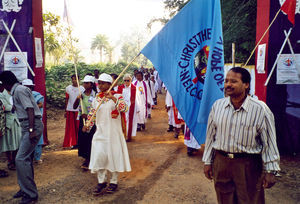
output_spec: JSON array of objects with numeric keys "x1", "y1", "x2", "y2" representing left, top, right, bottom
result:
[
  {"x1": 122, "y1": 85, "x2": 139, "y2": 137},
  {"x1": 184, "y1": 125, "x2": 201, "y2": 149},
  {"x1": 165, "y1": 90, "x2": 180, "y2": 128},
  {"x1": 135, "y1": 81, "x2": 153, "y2": 124},
  {"x1": 145, "y1": 80, "x2": 155, "y2": 116},
  {"x1": 89, "y1": 94, "x2": 131, "y2": 173}
]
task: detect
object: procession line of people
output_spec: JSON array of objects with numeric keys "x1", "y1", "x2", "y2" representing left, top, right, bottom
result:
[{"x1": 0, "y1": 66, "x2": 281, "y2": 204}]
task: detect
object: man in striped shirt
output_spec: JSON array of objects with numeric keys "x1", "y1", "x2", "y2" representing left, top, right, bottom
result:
[{"x1": 203, "y1": 67, "x2": 280, "y2": 204}]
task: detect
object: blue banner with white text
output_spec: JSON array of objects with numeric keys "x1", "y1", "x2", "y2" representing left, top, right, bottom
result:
[{"x1": 141, "y1": 0, "x2": 224, "y2": 144}]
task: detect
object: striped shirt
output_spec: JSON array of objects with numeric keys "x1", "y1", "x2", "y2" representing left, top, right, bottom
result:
[{"x1": 202, "y1": 95, "x2": 280, "y2": 171}]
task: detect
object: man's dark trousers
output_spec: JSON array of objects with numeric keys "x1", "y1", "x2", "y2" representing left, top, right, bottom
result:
[{"x1": 15, "y1": 118, "x2": 43, "y2": 199}]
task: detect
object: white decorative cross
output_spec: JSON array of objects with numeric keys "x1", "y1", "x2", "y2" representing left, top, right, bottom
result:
[{"x1": 1, "y1": 19, "x2": 35, "y2": 76}]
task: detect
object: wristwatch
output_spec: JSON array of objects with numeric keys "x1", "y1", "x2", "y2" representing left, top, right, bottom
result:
[{"x1": 29, "y1": 128, "x2": 34, "y2": 133}]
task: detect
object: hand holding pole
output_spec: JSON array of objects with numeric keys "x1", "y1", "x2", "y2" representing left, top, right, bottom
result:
[{"x1": 85, "y1": 53, "x2": 141, "y2": 127}]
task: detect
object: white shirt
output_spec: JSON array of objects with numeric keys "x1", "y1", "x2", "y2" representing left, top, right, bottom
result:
[{"x1": 66, "y1": 85, "x2": 85, "y2": 111}]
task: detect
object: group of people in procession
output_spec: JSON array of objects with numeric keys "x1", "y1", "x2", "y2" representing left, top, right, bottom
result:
[{"x1": 0, "y1": 65, "x2": 280, "y2": 204}]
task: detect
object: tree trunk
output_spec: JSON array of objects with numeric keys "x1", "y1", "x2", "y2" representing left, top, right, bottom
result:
[{"x1": 100, "y1": 48, "x2": 103, "y2": 62}]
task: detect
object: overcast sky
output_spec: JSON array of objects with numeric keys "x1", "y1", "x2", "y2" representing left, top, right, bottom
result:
[{"x1": 43, "y1": 0, "x2": 166, "y2": 63}]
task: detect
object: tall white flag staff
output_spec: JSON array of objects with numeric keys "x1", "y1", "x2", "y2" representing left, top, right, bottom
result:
[{"x1": 62, "y1": 0, "x2": 85, "y2": 125}]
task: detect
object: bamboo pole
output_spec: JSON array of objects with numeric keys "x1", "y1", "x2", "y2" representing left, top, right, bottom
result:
[
  {"x1": 66, "y1": 26, "x2": 85, "y2": 125},
  {"x1": 85, "y1": 53, "x2": 141, "y2": 127},
  {"x1": 243, "y1": 8, "x2": 281, "y2": 67},
  {"x1": 232, "y1": 43, "x2": 236, "y2": 67}
]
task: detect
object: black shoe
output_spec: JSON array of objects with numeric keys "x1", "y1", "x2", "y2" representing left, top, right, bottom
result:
[
  {"x1": 71, "y1": 145, "x2": 78, "y2": 149},
  {"x1": 187, "y1": 147, "x2": 196, "y2": 156},
  {"x1": 93, "y1": 182, "x2": 107, "y2": 196},
  {"x1": 19, "y1": 195, "x2": 38, "y2": 204},
  {"x1": 141, "y1": 124, "x2": 145, "y2": 130},
  {"x1": 174, "y1": 133, "x2": 179, "y2": 138},
  {"x1": 13, "y1": 190, "x2": 24, "y2": 198},
  {"x1": 106, "y1": 183, "x2": 118, "y2": 193},
  {"x1": 167, "y1": 125, "x2": 174, "y2": 132}
]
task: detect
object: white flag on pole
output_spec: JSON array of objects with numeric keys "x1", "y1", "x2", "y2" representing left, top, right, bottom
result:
[{"x1": 63, "y1": 0, "x2": 73, "y2": 26}]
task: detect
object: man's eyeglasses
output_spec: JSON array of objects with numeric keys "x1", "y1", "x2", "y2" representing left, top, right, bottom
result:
[{"x1": 124, "y1": 80, "x2": 130, "y2": 82}]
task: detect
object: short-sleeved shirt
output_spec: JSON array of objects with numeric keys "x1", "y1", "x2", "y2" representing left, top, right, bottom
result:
[
  {"x1": 10, "y1": 83, "x2": 42, "y2": 120},
  {"x1": 66, "y1": 85, "x2": 85, "y2": 112}
]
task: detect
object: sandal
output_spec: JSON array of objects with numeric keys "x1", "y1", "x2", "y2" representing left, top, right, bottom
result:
[
  {"x1": 0, "y1": 169, "x2": 8, "y2": 178},
  {"x1": 80, "y1": 161, "x2": 89, "y2": 170},
  {"x1": 106, "y1": 183, "x2": 118, "y2": 193}
]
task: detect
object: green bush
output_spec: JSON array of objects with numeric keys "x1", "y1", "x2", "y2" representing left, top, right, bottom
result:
[{"x1": 46, "y1": 61, "x2": 139, "y2": 108}]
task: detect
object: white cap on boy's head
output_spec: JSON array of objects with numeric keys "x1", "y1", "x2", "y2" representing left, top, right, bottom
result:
[
  {"x1": 82, "y1": 75, "x2": 95, "y2": 83},
  {"x1": 98, "y1": 73, "x2": 113, "y2": 83}
]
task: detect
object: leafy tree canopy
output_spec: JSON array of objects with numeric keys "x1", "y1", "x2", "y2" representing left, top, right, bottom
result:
[{"x1": 149, "y1": 0, "x2": 257, "y2": 64}]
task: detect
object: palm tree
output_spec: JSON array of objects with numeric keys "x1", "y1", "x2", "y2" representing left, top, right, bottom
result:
[
  {"x1": 105, "y1": 45, "x2": 114, "y2": 63},
  {"x1": 91, "y1": 34, "x2": 109, "y2": 62}
]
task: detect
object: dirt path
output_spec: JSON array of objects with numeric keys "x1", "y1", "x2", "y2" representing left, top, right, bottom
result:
[{"x1": 0, "y1": 92, "x2": 300, "y2": 204}]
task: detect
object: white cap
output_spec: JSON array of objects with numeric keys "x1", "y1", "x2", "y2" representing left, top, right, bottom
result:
[
  {"x1": 22, "y1": 79, "x2": 35, "y2": 86},
  {"x1": 82, "y1": 75, "x2": 95, "y2": 83},
  {"x1": 98, "y1": 73, "x2": 113, "y2": 83}
]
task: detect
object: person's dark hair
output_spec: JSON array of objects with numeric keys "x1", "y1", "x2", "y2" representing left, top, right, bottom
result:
[
  {"x1": 110, "y1": 73, "x2": 118, "y2": 80},
  {"x1": 136, "y1": 71, "x2": 143, "y2": 77},
  {"x1": 71, "y1": 74, "x2": 79, "y2": 79},
  {"x1": 229, "y1": 67, "x2": 251, "y2": 93},
  {"x1": 86, "y1": 73, "x2": 93, "y2": 76},
  {"x1": 229, "y1": 67, "x2": 251, "y2": 84},
  {"x1": 0, "y1": 71, "x2": 19, "y2": 86}
]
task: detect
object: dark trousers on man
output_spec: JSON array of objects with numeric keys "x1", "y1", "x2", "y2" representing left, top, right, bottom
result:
[
  {"x1": 212, "y1": 151, "x2": 265, "y2": 204},
  {"x1": 16, "y1": 119, "x2": 43, "y2": 199}
]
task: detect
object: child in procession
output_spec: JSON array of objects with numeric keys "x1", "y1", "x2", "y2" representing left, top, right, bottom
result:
[
  {"x1": 63, "y1": 75, "x2": 85, "y2": 148},
  {"x1": 82, "y1": 73, "x2": 131, "y2": 195},
  {"x1": 73, "y1": 75, "x2": 97, "y2": 170}
]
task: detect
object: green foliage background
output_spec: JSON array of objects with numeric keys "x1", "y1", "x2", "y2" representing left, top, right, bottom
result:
[{"x1": 46, "y1": 62, "x2": 139, "y2": 108}]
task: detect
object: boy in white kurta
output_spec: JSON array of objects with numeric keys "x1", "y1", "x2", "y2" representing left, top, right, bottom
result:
[{"x1": 83, "y1": 73, "x2": 131, "y2": 195}]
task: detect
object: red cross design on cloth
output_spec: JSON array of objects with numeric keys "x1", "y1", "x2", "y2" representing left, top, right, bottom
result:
[
  {"x1": 12, "y1": 57, "x2": 19, "y2": 64},
  {"x1": 285, "y1": 58, "x2": 292, "y2": 66}
]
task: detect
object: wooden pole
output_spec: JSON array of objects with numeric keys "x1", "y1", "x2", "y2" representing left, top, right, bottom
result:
[
  {"x1": 67, "y1": 26, "x2": 85, "y2": 125},
  {"x1": 85, "y1": 53, "x2": 141, "y2": 127},
  {"x1": 232, "y1": 43, "x2": 236, "y2": 67},
  {"x1": 243, "y1": 8, "x2": 281, "y2": 67},
  {"x1": 63, "y1": 0, "x2": 85, "y2": 124}
]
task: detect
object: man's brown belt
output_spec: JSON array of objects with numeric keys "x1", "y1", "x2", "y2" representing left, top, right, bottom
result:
[{"x1": 216, "y1": 150, "x2": 260, "y2": 159}]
